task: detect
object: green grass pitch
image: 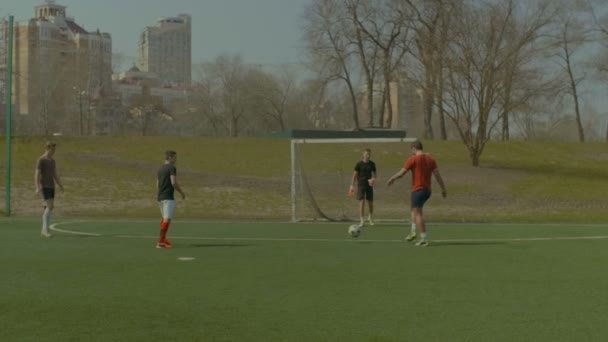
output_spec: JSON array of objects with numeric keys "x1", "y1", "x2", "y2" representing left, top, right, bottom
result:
[{"x1": 3, "y1": 218, "x2": 608, "y2": 341}]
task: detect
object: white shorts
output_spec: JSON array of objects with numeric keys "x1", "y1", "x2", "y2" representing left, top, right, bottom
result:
[{"x1": 159, "y1": 200, "x2": 175, "y2": 220}]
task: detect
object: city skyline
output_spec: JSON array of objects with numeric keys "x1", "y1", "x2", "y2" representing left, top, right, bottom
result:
[{"x1": 2, "y1": 0, "x2": 309, "y2": 67}]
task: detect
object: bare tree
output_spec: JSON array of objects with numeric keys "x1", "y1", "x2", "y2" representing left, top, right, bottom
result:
[
  {"x1": 126, "y1": 85, "x2": 171, "y2": 136},
  {"x1": 442, "y1": 0, "x2": 557, "y2": 166},
  {"x1": 551, "y1": 14, "x2": 593, "y2": 143},
  {"x1": 213, "y1": 54, "x2": 250, "y2": 137},
  {"x1": 404, "y1": 0, "x2": 446, "y2": 139},
  {"x1": 249, "y1": 66, "x2": 295, "y2": 131},
  {"x1": 434, "y1": 4, "x2": 453, "y2": 140},
  {"x1": 197, "y1": 54, "x2": 275, "y2": 137},
  {"x1": 35, "y1": 56, "x2": 68, "y2": 135},
  {"x1": 191, "y1": 69, "x2": 228, "y2": 136},
  {"x1": 588, "y1": 0, "x2": 608, "y2": 142},
  {"x1": 344, "y1": 0, "x2": 381, "y2": 127},
  {"x1": 304, "y1": 0, "x2": 361, "y2": 129},
  {"x1": 348, "y1": 0, "x2": 412, "y2": 128}
]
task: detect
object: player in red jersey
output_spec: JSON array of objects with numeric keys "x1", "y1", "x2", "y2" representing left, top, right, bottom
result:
[{"x1": 387, "y1": 140, "x2": 447, "y2": 246}]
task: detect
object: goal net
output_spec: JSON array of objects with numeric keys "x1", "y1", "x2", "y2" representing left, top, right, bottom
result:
[{"x1": 291, "y1": 137, "x2": 417, "y2": 222}]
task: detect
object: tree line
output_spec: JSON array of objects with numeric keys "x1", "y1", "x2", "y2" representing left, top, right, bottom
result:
[{"x1": 3, "y1": 1, "x2": 608, "y2": 166}]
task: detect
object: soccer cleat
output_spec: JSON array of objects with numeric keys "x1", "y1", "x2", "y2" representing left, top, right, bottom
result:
[
  {"x1": 368, "y1": 217, "x2": 375, "y2": 226},
  {"x1": 163, "y1": 239, "x2": 172, "y2": 248},
  {"x1": 405, "y1": 231, "x2": 417, "y2": 242},
  {"x1": 415, "y1": 240, "x2": 430, "y2": 247},
  {"x1": 41, "y1": 230, "x2": 53, "y2": 238},
  {"x1": 156, "y1": 242, "x2": 172, "y2": 249}
]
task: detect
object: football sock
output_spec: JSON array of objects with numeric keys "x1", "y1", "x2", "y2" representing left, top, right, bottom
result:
[
  {"x1": 411, "y1": 223, "x2": 417, "y2": 232},
  {"x1": 159, "y1": 220, "x2": 170, "y2": 242},
  {"x1": 42, "y1": 208, "x2": 51, "y2": 232},
  {"x1": 421, "y1": 232, "x2": 428, "y2": 240}
]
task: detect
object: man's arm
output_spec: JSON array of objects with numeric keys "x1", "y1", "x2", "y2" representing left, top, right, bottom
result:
[
  {"x1": 433, "y1": 169, "x2": 447, "y2": 198},
  {"x1": 371, "y1": 163, "x2": 377, "y2": 183},
  {"x1": 349, "y1": 171, "x2": 357, "y2": 195},
  {"x1": 170, "y1": 175, "x2": 186, "y2": 200},
  {"x1": 369, "y1": 169, "x2": 377, "y2": 186},
  {"x1": 387, "y1": 168, "x2": 408, "y2": 186},
  {"x1": 351, "y1": 171, "x2": 358, "y2": 188},
  {"x1": 35, "y1": 169, "x2": 41, "y2": 194},
  {"x1": 54, "y1": 172, "x2": 64, "y2": 192}
]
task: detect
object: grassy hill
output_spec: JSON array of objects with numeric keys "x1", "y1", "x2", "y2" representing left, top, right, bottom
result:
[{"x1": 1, "y1": 136, "x2": 607, "y2": 222}]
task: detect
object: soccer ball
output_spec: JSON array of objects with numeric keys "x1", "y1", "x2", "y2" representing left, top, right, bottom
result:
[{"x1": 348, "y1": 224, "x2": 361, "y2": 238}]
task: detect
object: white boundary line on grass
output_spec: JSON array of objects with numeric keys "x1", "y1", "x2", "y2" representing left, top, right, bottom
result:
[
  {"x1": 43, "y1": 218, "x2": 608, "y2": 226},
  {"x1": 50, "y1": 221, "x2": 101, "y2": 237},
  {"x1": 49, "y1": 220, "x2": 608, "y2": 244}
]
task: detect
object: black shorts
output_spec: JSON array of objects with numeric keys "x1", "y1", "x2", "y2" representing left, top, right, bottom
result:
[
  {"x1": 42, "y1": 187, "x2": 55, "y2": 200},
  {"x1": 357, "y1": 184, "x2": 374, "y2": 201},
  {"x1": 411, "y1": 189, "x2": 431, "y2": 208}
]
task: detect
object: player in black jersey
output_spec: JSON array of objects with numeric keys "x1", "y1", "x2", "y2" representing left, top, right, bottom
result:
[
  {"x1": 349, "y1": 148, "x2": 377, "y2": 226},
  {"x1": 156, "y1": 150, "x2": 186, "y2": 249}
]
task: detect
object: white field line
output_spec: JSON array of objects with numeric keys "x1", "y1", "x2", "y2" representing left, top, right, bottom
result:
[
  {"x1": 116, "y1": 235, "x2": 405, "y2": 243},
  {"x1": 49, "y1": 221, "x2": 101, "y2": 236},
  {"x1": 115, "y1": 235, "x2": 608, "y2": 243},
  {"x1": 49, "y1": 221, "x2": 608, "y2": 244},
  {"x1": 44, "y1": 218, "x2": 608, "y2": 227}
]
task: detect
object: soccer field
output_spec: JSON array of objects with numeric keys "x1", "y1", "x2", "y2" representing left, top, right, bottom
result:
[{"x1": 3, "y1": 219, "x2": 608, "y2": 341}]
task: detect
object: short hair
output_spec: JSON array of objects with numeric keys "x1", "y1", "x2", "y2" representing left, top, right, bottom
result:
[
  {"x1": 165, "y1": 150, "x2": 177, "y2": 160},
  {"x1": 411, "y1": 140, "x2": 423, "y2": 151},
  {"x1": 363, "y1": 148, "x2": 371, "y2": 153},
  {"x1": 45, "y1": 141, "x2": 56, "y2": 150}
]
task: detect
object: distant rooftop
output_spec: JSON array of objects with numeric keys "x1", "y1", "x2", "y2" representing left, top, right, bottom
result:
[
  {"x1": 65, "y1": 19, "x2": 87, "y2": 34},
  {"x1": 156, "y1": 14, "x2": 191, "y2": 25}
]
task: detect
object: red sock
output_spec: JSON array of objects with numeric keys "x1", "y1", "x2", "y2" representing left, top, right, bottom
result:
[{"x1": 159, "y1": 220, "x2": 170, "y2": 243}]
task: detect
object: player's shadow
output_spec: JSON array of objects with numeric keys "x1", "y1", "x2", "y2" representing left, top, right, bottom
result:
[
  {"x1": 182, "y1": 243, "x2": 254, "y2": 248},
  {"x1": 431, "y1": 241, "x2": 506, "y2": 247}
]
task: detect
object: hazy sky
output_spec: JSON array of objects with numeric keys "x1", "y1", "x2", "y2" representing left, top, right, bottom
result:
[{"x1": 3, "y1": 0, "x2": 310, "y2": 66}]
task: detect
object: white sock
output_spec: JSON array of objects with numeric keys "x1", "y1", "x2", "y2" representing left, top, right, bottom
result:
[
  {"x1": 42, "y1": 208, "x2": 51, "y2": 232},
  {"x1": 360, "y1": 216, "x2": 364, "y2": 222},
  {"x1": 411, "y1": 223, "x2": 417, "y2": 232},
  {"x1": 421, "y1": 232, "x2": 428, "y2": 240}
]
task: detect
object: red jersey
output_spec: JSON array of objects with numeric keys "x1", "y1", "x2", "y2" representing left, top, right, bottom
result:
[{"x1": 403, "y1": 153, "x2": 437, "y2": 192}]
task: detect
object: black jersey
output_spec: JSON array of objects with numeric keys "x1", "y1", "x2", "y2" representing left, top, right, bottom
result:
[
  {"x1": 354, "y1": 160, "x2": 376, "y2": 186},
  {"x1": 157, "y1": 163, "x2": 177, "y2": 201}
]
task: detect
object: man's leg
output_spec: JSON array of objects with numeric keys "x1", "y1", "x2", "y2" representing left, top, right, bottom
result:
[
  {"x1": 359, "y1": 200, "x2": 366, "y2": 226},
  {"x1": 413, "y1": 208, "x2": 425, "y2": 234},
  {"x1": 413, "y1": 207, "x2": 429, "y2": 246},
  {"x1": 406, "y1": 190, "x2": 421, "y2": 242},
  {"x1": 158, "y1": 200, "x2": 174, "y2": 248},
  {"x1": 410, "y1": 210, "x2": 417, "y2": 234},
  {"x1": 159, "y1": 218, "x2": 172, "y2": 245},
  {"x1": 406, "y1": 208, "x2": 418, "y2": 241},
  {"x1": 41, "y1": 198, "x2": 54, "y2": 237},
  {"x1": 366, "y1": 187, "x2": 374, "y2": 225}
]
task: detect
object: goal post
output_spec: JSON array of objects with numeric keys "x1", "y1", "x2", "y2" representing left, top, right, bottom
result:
[
  {"x1": 2, "y1": 16, "x2": 13, "y2": 216},
  {"x1": 290, "y1": 136, "x2": 418, "y2": 223}
]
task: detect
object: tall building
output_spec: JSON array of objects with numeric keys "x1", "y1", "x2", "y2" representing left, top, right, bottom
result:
[
  {"x1": 137, "y1": 15, "x2": 192, "y2": 86},
  {"x1": 10, "y1": 0, "x2": 112, "y2": 134}
]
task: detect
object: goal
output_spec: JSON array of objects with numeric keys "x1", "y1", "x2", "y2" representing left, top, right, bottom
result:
[{"x1": 290, "y1": 136, "x2": 417, "y2": 222}]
